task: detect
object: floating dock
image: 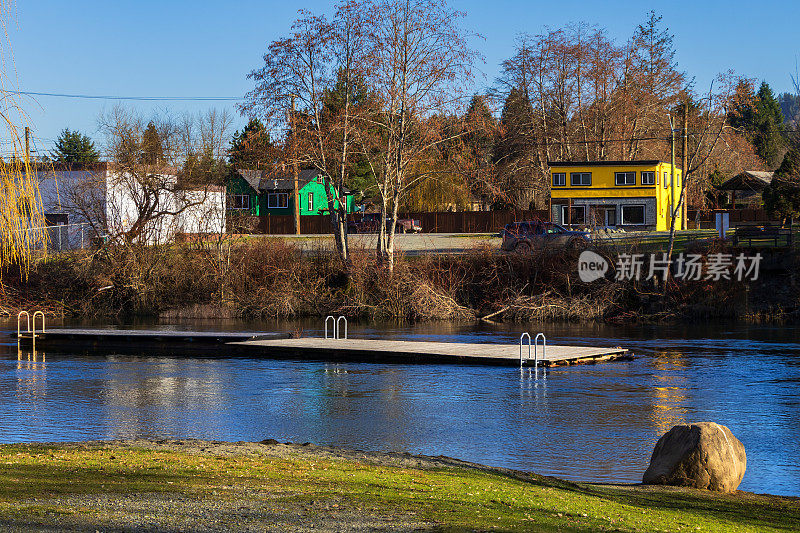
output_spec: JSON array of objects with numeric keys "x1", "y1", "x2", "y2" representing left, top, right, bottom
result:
[
  {"x1": 17, "y1": 329, "x2": 291, "y2": 351},
  {"x1": 230, "y1": 338, "x2": 629, "y2": 367},
  {"x1": 15, "y1": 328, "x2": 630, "y2": 367}
]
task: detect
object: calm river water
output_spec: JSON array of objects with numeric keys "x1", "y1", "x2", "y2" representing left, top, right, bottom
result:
[{"x1": 1, "y1": 318, "x2": 798, "y2": 496}]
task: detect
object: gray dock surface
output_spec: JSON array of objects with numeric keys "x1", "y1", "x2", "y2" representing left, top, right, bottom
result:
[
  {"x1": 14, "y1": 328, "x2": 629, "y2": 366},
  {"x1": 232, "y1": 338, "x2": 629, "y2": 367}
]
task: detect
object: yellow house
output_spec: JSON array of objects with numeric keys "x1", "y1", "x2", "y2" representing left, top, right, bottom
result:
[{"x1": 548, "y1": 160, "x2": 684, "y2": 231}]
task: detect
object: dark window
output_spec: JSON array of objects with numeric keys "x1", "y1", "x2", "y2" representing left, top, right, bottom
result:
[
  {"x1": 552, "y1": 172, "x2": 566, "y2": 186},
  {"x1": 268, "y1": 193, "x2": 288, "y2": 209},
  {"x1": 621, "y1": 205, "x2": 645, "y2": 225},
  {"x1": 562, "y1": 205, "x2": 586, "y2": 224},
  {"x1": 615, "y1": 172, "x2": 636, "y2": 186},
  {"x1": 641, "y1": 171, "x2": 655, "y2": 185},
  {"x1": 571, "y1": 172, "x2": 591, "y2": 186},
  {"x1": 229, "y1": 194, "x2": 250, "y2": 210}
]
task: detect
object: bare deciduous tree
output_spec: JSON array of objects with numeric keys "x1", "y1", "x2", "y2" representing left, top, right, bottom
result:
[{"x1": 359, "y1": 0, "x2": 480, "y2": 270}]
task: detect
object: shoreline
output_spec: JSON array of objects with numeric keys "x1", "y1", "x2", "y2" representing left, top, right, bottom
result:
[
  {"x1": 0, "y1": 438, "x2": 796, "y2": 532},
  {"x1": 5, "y1": 241, "x2": 799, "y2": 324}
]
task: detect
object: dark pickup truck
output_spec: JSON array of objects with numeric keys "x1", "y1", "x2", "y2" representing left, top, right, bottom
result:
[{"x1": 347, "y1": 214, "x2": 422, "y2": 234}]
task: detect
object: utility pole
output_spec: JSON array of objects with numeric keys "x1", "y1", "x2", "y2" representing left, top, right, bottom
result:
[
  {"x1": 682, "y1": 104, "x2": 689, "y2": 230},
  {"x1": 24, "y1": 126, "x2": 31, "y2": 163},
  {"x1": 669, "y1": 115, "x2": 676, "y2": 230},
  {"x1": 290, "y1": 95, "x2": 300, "y2": 235}
]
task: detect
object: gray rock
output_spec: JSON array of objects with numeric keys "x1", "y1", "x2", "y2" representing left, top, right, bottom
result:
[{"x1": 643, "y1": 422, "x2": 746, "y2": 492}]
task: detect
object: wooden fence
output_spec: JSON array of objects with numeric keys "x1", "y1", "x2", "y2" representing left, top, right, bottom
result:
[
  {"x1": 249, "y1": 209, "x2": 550, "y2": 235},
  {"x1": 686, "y1": 209, "x2": 780, "y2": 229},
  {"x1": 398, "y1": 210, "x2": 549, "y2": 233}
]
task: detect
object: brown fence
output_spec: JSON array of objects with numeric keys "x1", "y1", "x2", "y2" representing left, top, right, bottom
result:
[
  {"x1": 257, "y1": 215, "x2": 331, "y2": 234},
  {"x1": 398, "y1": 210, "x2": 549, "y2": 233},
  {"x1": 250, "y1": 210, "x2": 550, "y2": 235},
  {"x1": 686, "y1": 209, "x2": 779, "y2": 229}
]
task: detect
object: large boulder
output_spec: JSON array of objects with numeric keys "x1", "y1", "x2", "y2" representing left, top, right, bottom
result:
[{"x1": 642, "y1": 422, "x2": 746, "y2": 492}]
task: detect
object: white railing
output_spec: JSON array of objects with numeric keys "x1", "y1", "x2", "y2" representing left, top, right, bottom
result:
[
  {"x1": 17, "y1": 310, "x2": 45, "y2": 350},
  {"x1": 534, "y1": 333, "x2": 546, "y2": 369},
  {"x1": 325, "y1": 315, "x2": 348, "y2": 340},
  {"x1": 519, "y1": 332, "x2": 531, "y2": 367},
  {"x1": 519, "y1": 331, "x2": 546, "y2": 369},
  {"x1": 17, "y1": 311, "x2": 30, "y2": 339}
]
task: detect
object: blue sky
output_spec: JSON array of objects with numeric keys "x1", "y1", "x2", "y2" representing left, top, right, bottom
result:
[{"x1": 8, "y1": 0, "x2": 800, "y2": 156}]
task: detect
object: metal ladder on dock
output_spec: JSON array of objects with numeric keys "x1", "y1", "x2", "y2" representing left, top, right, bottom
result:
[
  {"x1": 519, "y1": 332, "x2": 546, "y2": 368},
  {"x1": 17, "y1": 311, "x2": 46, "y2": 349},
  {"x1": 324, "y1": 316, "x2": 348, "y2": 340}
]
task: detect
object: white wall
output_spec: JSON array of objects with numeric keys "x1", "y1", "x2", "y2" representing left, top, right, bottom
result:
[{"x1": 105, "y1": 171, "x2": 226, "y2": 245}]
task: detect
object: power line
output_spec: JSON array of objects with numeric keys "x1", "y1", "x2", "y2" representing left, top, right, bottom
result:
[{"x1": 7, "y1": 90, "x2": 244, "y2": 102}]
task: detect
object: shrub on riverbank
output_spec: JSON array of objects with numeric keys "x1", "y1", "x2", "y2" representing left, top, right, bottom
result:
[{"x1": 2, "y1": 238, "x2": 798, "y2": 323}]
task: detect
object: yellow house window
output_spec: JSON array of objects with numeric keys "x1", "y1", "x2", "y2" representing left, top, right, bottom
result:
[
  {"x1": 571, "y1": 172, "x2": 591, "y2": 186},
  {"x1": 663, "y1": 172, "x2": 669, "y2": 189},
  {"x1": 615, "y1": 172, "x2": 636, "y2": 186},
  {"x1": 621, "y1": 205, "x2": 646, "y2": 225},
  {"x1": 552, "y1": 173, "x2": 566, "y2": 186},
  {"x1": 641, "y1": 171, "x2": 655, "y2": 185}
]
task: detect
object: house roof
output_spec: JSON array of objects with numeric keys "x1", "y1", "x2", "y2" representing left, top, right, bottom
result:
[
  {"x1": 548, "y1": 160, "x2": 679, "y2": 168},
  {"x1": 236, "y1": 169, "x2": 266, "y2": 191},
  {"x1": 259, "y1": 169, "x2": 321, "y2": 191},
  {"x1": 717, "y1": 171, "x2": 774, "y2": 191},
  {"x1": 236, "y1": 168, "x2": 352, "y2": 194}
]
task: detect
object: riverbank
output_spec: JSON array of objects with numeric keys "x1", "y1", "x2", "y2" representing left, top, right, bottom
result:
[
  {"x1": 3, "y1": 238, "x2": 799, "y2": 323},
  {"x1": 0, "y1": 439, "x2": 795, "y2": 532}
]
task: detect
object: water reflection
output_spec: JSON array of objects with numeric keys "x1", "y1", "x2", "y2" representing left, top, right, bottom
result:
[
  {"x1": 0, "y1": 319, "x2": 798, "y2": 497},
  {"x1": 649, "y1": 350, "x2": 689, "y2": 436}
]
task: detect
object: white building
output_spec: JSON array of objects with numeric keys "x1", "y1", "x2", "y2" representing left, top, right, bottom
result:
[{"x1": 32, "y1": 163, "x2": 225, "y2": 246}]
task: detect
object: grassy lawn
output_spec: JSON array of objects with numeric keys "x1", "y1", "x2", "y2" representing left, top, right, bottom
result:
[{"x1": 0, "y1": 442, "x2": 796, "y2": 531}]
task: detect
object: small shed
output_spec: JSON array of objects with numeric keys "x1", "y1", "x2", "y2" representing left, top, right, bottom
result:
[{"x1": 717, "y1": 171, "x2": 774, "y2": 207}]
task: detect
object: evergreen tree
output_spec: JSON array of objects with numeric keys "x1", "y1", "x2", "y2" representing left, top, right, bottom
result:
[
  {"x1": 729, "y1": 82, "x2": 785, "y2": 168},
  {"x1": 763, "y1": 147, "x2": 800, "y2": 224},
  {"x1": 140, "y1": 121, "x2": 164, "y2": 165},
  {"x1": 51, "y1": 128, "x2": 99, "y2": 164},
  {"x1": 229, "y1": 118, "x2": 278, "y2": 169},
  {"x1": 778, "y1": 92, "x2": 799, "y2": 125},
  {"x1": 179, "y1": 149, "x2": 228, "y2": 187},
  {"x1": 319, "y1": 71, "x2": 376, "y2": 200},
  {"x1": 493, "y1": 87, "x2": 536, "y2": 209}
]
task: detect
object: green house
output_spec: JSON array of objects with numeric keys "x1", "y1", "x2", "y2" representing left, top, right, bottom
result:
[{"x1": 227, "y1": 169, "x2": 355, "y2": 216}]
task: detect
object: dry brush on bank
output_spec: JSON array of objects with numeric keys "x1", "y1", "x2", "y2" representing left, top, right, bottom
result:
[{"x1": 4, "y1": 238, "x2": 799, "y2": 323}]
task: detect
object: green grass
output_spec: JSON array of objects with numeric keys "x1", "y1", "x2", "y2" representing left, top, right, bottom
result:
[{"x1": 0, "y1": 443, "x2": 796, "y2": 531}]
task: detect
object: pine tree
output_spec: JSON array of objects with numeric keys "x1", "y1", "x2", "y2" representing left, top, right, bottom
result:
[
  {"x1": 493, "y1": 87, "x2": 536, "y2": 209},
  {"x1": 141, "y1": 121, "x2": 163, "y2": 165},
  {"x1": 763, "y1": 147, "x2": 800, "y2": 224},
  {"x1": 51, "y1": 128, "x2": 99, "y2": 164},
  {"x1": 753, "y1": 83, "x2": 785, "y2": 166},
  {"x1": 229, "y1": 118, "x2": 277, "y2": 169},
  {"x1": 729, "y1": 82, "x2": 785, "y2": 168}
]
